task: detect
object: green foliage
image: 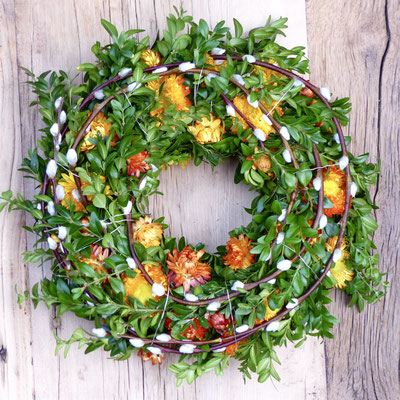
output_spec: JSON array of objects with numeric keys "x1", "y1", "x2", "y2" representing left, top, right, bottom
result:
[{"x1": 3, "y1": 7, "x2": 386, "y2": 385}]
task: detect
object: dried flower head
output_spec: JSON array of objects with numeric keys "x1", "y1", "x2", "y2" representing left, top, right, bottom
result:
[
  {"x1": 223, "y1": 234, "x2": 255, "y2": 271},
  {"x1": 166, "y1": 246, "x2": 211, "y2": 293},
  {"x1": 325, "y1": 236, "x2": 354, "y2": 288},
  {"x1": 123, "y1": 263, "x2": 167, "y2": 305},
  {"x1": 188, "y1": 115, "x2": 224, "y2": 144},
  {"x1": 323, "y1": 165, "x2": 347, "y2": 218},
  {"x1": 140, "y1": 49, "x2": 161, "y2": 67},
  {"x1": 127, "y1": 150, "x2": 151, "y2": 178}
]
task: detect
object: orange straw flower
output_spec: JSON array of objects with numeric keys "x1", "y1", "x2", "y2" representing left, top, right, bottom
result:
[
  {"x1": 166, "y1": 246, "x2": 211, "y2": 293},
  {"x1": 223, "y1": 234, "x2": 255, "y2": 271},
  {"x1": 323, "y1": 165, "x2": 347, "y2": 218},
  {"x1": 127, "y1": 150, "x2": 151, "y2": 177}
]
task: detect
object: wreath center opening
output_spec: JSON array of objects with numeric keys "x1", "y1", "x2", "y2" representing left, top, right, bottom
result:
[{"x1": 149, "y1": 159, "x2": 256, "y2": 252}]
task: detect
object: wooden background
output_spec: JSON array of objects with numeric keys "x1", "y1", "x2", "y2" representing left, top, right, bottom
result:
[{"x1": 0, "y1": 0, "x2": 398, "y2": 399}]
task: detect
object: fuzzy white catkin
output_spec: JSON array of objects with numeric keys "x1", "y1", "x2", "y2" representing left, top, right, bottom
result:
[
  {"x1": 210, "y1": 47, "x2": 225, "y2": 56},
  {"x1": 351, "y1": 182, "x2": 358, "y2": 197},
  {"x1": 313, "y1": 177, "x2": 322, "y2": 191},
  {"x1": 235, "y1": 324, "x2": 249, "y2": 333},
  {"x1": 262, "y1": 114, "x2": 272, "y2": 125},
  {"x1": 184, "y1": 293, "x2": 199, "y2": 302},
  {"x1": 242, "y1": 54, "x2": 256, "y2": 63},
  {"x1": 179, "y1": 344, "x2": 196, "y2": 354},
  {"x1": 286, "y1": 298, "x2": 299, "y2": 309},
  {"x1": 212, "y1": 347, "x2": 226, "y2": 353},
  {"x1": 179, "y1": 62, "x2": 196, "y2": 72},
  {"x1": 206, "y1": 301, "x2": 220, "y2": 312},
  {"x1": 278, "y1": 208, "x2": 287, "y2": 222},
  {"x1": 54, "y1": 97, "x2": 62, "y2": 109},
  {"x1": 338, "y1": 156, "x2": 349, "y2": 170},
  {"x1": 266, "y1": 321, "x2": 280, "y2": 332},
  {"x1": 128, "y1": 82, "x2": 142, "y2": 92},
  {"x1": 320, "y1": 87, "x2": 331, "y2": 101},
  {"x1": 126, "y1": 257, "x2": 137, "y2": 269},
  {"x1": 282, "y1": 149, "x2": 292, "y2": 163},
  {"x1": 66, "y1": 149, "x2": 78, "y2": 166},
  {"x1": 226, "y1": 104, "x2": 236, "y2": 117},
  {"x1": 147, "y1": 346, "x2": 162, "y2": 355},
  {"x1": 92, "y1": 328, "x2": 107, "y2": 338},
  {"x1": 333, "y1": 133, "x2": 341, "y2": 144},
  {"x1": 94, "y1": 89, "x2": 105, "y2": 100},
  {"x1": 152, "y1": 283, "x2": 165, "y2": 297},
  {"x1": 246, "y1": 95, "x2": 259, "y2": 109},
  {"x1": 57, "y1": 226, "x2": 67, "y2": 240},
  {"x1": 152, "y1": 67, "x2": 168, "y2": 74},
  {"x1": 253, "y1": 129, "x2": 266, "y2": 142},
  {"x1": 47, "y1": 201, "x2": 56, "y2": 216},
  {"x1": 118, "y1": 67, "x2": 132, "y2": 77},
  {"x1": 50, "y1": 123, "x2": 59, "y2": 137},
  {"x1": 156, "y1": 334, "x2": 171, "y2": 342},
  {"x1": 277, "y1": 259, "x2": 292, "y2": 271},
  {"x1": 55, "y1": 185, "x2": 65, "y2": 201},
  {"x1": 71, "y1": 189, "x2": 81, "y2": 201},
  {"x1": 206, "y1": 73, "x2": 217, "y2": 82},
  {"x1": 60, "y1": 110, "x2": 67, "y2": 124},
  {"x1": 123, "y1": 201, "x2": 132, "y2": 215},
  {"x1": 129, "y1": 338, "x2": 144, "y2": 348},
  {"x1": 319, "y1": 214, "x2": 328, "y2": 229},
  {"x1": 46, "y1": 160, "x2": 57, "y2": 178},
  {"x1": 231, "y1": 281, "x2": 244, "y2": 291},
  {"x1": 139, "y1": 177, "x2": 147, "y2": 191},
  {"x1": 231, "y1": 74, "x2": 245, "y2": 86},
  {"x1": 47, "y1": 237, "x2": 58, "y2": 250},
  {"x1": 333, "y1": 249, "x2": 342, "y2": 262},
  {"x1": 280, "y1": 126, "x2": 290, "y2": 141}
]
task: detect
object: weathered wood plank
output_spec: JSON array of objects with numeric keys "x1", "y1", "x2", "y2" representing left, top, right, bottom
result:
[
  {"x1": 0, "y1": 1, "x2": 34, "y2": 399},
  {"x1": 306, "y1": 0, "x2": 400, "y2": 398},
  {"x1": 0, "y1": 0, "x2": 344, "y2": 398}
]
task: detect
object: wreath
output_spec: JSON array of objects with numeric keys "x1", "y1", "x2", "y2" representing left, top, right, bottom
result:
[{"x1": 2, "y1": 9, "x2": 386, "y2": 384}]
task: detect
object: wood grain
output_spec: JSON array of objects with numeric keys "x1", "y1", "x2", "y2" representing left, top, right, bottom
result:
[
  {"x1": 0, "y1": 1, "x2": 34, "y2": 399},
  {"x1": 0, "y1": 0, "x2": 396, "y2": 398},
  {"x1": 306, "y1": 0, "x2": 400, "y2": 398}
]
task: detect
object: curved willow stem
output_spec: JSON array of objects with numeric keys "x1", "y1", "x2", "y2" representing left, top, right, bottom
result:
[{"x1": 41, "y1": 54, "x2": 351, "y2": 353}]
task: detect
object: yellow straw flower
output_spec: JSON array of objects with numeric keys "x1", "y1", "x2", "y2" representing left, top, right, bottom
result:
[
  {"x1": 123, "y1": 263, "x2": 167, "y2": 305},
  {"x1": 140, "y1": 49, "x2": 161, "y2": 67},
  {"x1": 79, "y1": 111, "x2": 112, "y2": 153},
  {"x1": 256, "y1": 296, "x2": 280, "y2": 324},
  {"x1": 252, "y1": 64, "x2": 282, "y2": 84},
  {"x1": 147, "y1": 74, "x2": 192, "y2": 119},
  {"x1": 57, "y1": 172, "x2": 112, "y2": 212},
  {"x1": 325, "y1": 236, "x2": 354, "y2": 288},
  {"x1": 188, "y1": 115, "x2": 224, "y2": 144},
  {"x1": 231, "y1": 96, "x2": 282, "y2": 139},
  {"x1": 204, "y1": 52, "x2": 227, "y2": 71},
  {"x1": 133, "y1": 215, "x2": 164, "y2": 248}
]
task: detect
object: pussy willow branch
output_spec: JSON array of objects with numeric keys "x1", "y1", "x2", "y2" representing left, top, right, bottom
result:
[
  {"x1": 41, "y1": 54, "x2": 351, "y2": 352},
  {"x1": 117, "y1": 59, "x2": 351, "y2": 351}
]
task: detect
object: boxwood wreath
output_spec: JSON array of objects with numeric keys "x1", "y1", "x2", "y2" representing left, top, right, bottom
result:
[{"x1": 2, "y1": 9, "x2": 387, "y2": 384}]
